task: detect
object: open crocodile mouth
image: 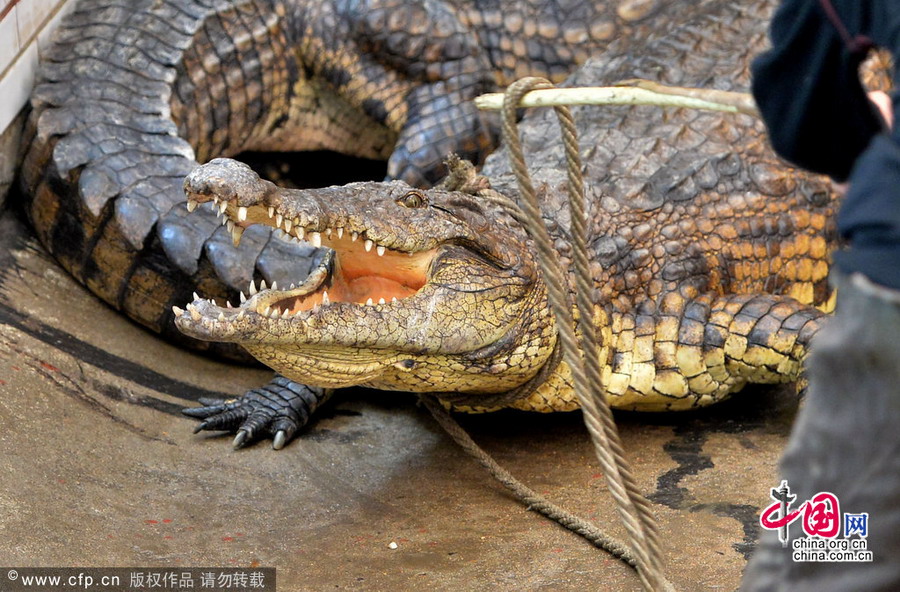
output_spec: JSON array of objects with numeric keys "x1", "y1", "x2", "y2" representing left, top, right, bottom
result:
[{"x1": 180, "y1": 192, "x2": 438, "y2": 322}]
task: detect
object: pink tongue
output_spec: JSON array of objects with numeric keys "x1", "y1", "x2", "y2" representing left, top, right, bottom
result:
[{"x1": 340, "y1": 276, "x2": 419, "y2": 303}]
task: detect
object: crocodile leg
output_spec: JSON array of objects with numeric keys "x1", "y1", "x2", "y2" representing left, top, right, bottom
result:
[
  {"x1": 183, "y1": 375, "x2": 331, "y2": 449},
  {"x1": 293, "y1": 0, "x2": 624, "y2": 186},
  {"x1": 317, "y1": 0, "x2": 497, "y2": 186}
]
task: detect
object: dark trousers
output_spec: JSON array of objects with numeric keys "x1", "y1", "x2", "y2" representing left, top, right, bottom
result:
[{"x1": 741, "y1": 272, "x2": 900, "y2": 591}]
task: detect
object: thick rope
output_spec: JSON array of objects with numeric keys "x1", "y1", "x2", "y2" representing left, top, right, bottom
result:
[
  {"x1": 429, "y1": 157, "x2": 656, "y2": 579},
  {"x1": 430, "y1": 77, "x2": 760, "y2": 588},
  {"x1": 429, "y1": 78, "x2": 696, "y2": 588},
  {"x1": 499, "y1": 77, "x2": 673, "y2": 591},
  {"x1": 419, "y1": 396, "x2": 639, "y2": 566}
]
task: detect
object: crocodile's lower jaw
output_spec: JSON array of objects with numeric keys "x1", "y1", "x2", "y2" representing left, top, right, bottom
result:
[
  {"x1": 240, "y1": 343, "x2": 545, "y2": 394},
  {"x1": 242, "y1": 344, "x2": 408, "y2": 388}
]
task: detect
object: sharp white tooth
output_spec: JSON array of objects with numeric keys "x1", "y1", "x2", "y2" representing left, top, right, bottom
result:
[
  {"x1": 226, "y1": 220, "x2": 235, "y2": 233},
  {"x1": 217, "y1": 312, "x2": 225, "y2": 321},
  {"x1": 294, "y1": 227, "x2": 305, "y2": 240},
  {"x1": 237, "y1": 206, "x2": 248, "y2": 222},
  {"x1": 270, "y1": 308, "x2": 280, "y2": 318},
  {"x1": 281, "y1": 308, "x2": 291, "y2": 319},
  {"x1": 236, "y1": 310, "x2": 245, "y2": 320},
  {"x1": 378, "y1": 298, "x2": 386, "y2": 304},
  {"x1": 276, "y1": 213, "x2": 283, "y2": 228},
  {"x1": 284, "y1": 218, "x2": 293, "y2": 233},
  {"x1": 212, "y1": 196, "x2": 219, "y2": 205},
  {"x1": 240, "y1": 291, "x2": 247, "y2": 303},
  {"x1": 218, "y1": 201, "x2": 228, "y2": 215},
  {"x1": 270, "y1": 281, "x2": 278, "y2": 290},
  {"x1": 249, "y1": 280, "x2": 257, "y2": 295},
  {"x1": 310, "y1": 232, "x2": 322, "y2": 248},
  {"x1": 326, "y1": 227, "x2": 333, "y2": 239},
  {"x1": 391, "y1": 297, "x2": 397, "y2": 302},
  {"x1": 364, "y1": 239, "x2": 374, "y2": 252},
  {"x1": 312, "y1": 303, "x2": 320, "y2": 313},
  {"x1": 260, "y1": 280, "x2": 268, "y2": 291},
  {"x1": 322, "y1": 290, "x2": 330, "y2": 305},
  {"x1": 365, "y1": 298, "x2": 374, "y2": 306},
  {"x1": 351, "y1": 231, "x2": 359, "y2": 242},
  {"x1": 336, "y1": 227, "x2": 344, "y2": 239},
  {"x1": 267, "y1": 206, "x2": 275, "y2": 218},
  {"x1": 226, "y1": 302, "x2": 233, "y2": 308},
  {"x1": 262, "y1": 305, "x2": 271, "y2": 317},
  {"x1": 192, "y1": 292, "x2": 201, "y2": 301},
  {"x1": 189, "y1": 305, "x2": 201, "y2": 321},
  {"x1": 172, "y1": 306, "x2": 184, "y2": 317},
  {"x1": 289, "y1": 283, "x2": 296, "y2": 290},
  {"x1": 376, "y1": 245, "x2": 385, "y2": 257},
  {"x1": 293, "y1": 217, "x2": 301, "y2": 229},
  {"x1": 186, "y1": 200, "x2": 198, "y2": 212},
  {"x1": 231, "y1": 225, "x2": 244, "y2": 246}
]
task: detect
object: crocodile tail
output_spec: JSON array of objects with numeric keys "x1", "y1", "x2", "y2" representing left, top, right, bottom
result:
[{"x1": 19, "y1": 0, "x2": 309, "y2": 360}]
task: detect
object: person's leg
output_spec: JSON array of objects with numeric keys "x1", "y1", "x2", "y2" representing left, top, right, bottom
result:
[{"x1": 741, "y1": 272, "x2": 900, "y2": 592}]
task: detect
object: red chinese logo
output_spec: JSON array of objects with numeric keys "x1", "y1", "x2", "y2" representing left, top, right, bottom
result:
[
  {"x1": 802, "y1": 492, "x2": 841, "y2": 538},
  {"x1": 759, "y1": 481, "x2": 842, "y2": 545}
]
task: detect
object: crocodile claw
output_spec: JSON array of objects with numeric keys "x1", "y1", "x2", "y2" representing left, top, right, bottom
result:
[
  {"x1": 273, "y1": 430, "x2": 287, "y2": 451},
  {"x1": 233, "y1": 430, "x2": 250, "y2": 449},
  {"x1": 182, "y1": 377, "x2": 330, "y2": 450}
]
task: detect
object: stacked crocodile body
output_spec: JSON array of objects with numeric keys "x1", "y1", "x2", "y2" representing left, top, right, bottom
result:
[{"x1": 19, "y1": 0, "x2": 838, "y2": 446}]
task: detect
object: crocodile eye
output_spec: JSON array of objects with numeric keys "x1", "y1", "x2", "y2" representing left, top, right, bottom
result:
[{"x1": 396, "y1": 190, "x2": 427, "y2": 208}]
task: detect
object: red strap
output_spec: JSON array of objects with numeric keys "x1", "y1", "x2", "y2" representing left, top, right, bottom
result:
[{"x1": 818, "y1": 0, "x2": 874, "y2": 55}]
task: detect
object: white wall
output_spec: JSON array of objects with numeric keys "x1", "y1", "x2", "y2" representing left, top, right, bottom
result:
[
  {"x1": 0, "y1": 0, "x2": 78, "y2": 201},
  {"x1": 1, "y1": 0, "x2": 78, "y2": 134}
]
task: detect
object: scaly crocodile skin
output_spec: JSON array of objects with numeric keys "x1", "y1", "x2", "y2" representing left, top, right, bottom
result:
[{"x1": 476, "y1": 0, "x2": 840, "y2": 412}]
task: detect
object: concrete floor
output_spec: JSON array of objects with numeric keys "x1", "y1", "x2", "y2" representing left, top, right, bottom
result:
[{"x1": 0, "y1": 208, "x2": 796, "y2": 591}]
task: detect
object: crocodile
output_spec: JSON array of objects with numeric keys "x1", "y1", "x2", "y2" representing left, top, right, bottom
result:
[
  {"x1": 17, "y1": 0, "x2": 839, "y2": 447},
  {"x1": 173, "y1": 0, "x2": 839, "y2": 438}
]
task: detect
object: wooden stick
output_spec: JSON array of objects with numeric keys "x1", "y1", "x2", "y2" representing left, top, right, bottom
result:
[{"x1": 475, "y1": 79, "x2": 758, "y2": 118}]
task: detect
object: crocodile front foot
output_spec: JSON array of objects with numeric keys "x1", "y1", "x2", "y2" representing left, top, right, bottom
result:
[{"x1": 183, "y1": 376, "x2": 331, "y2": 450}]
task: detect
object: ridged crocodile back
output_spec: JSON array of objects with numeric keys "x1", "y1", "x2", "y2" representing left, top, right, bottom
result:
[{"x1": 18, "y1": 0, "x2": 305, "y2": 359}]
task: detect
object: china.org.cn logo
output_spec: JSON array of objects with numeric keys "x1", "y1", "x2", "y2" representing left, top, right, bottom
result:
[{"x1": 759, "y1": 480, "x2": 873, "y2": 562}]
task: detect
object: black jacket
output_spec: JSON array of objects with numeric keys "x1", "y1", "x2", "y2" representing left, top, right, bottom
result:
[{"x1": 751, "y1": 0, "x2": 900, "y2": 288}]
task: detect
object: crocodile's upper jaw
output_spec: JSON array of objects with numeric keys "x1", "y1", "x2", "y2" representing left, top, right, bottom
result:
[{"x1": 175, "y1": 158, "x2": 555, "y2": 394}]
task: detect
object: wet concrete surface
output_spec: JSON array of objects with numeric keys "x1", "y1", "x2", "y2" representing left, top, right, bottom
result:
[{"x1": 0, "y1": 209, "x2": 797, "y2": 590}]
